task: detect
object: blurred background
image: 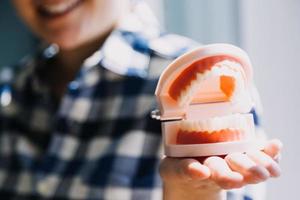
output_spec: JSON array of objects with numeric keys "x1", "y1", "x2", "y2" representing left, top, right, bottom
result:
[{"x1": 0, "y1": 0, "x2": 298, "y2": 199}]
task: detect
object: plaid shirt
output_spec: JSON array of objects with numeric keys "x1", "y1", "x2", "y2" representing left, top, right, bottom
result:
[{"x1": 0, "y1": 2, "x2": 264, "y2": 200}]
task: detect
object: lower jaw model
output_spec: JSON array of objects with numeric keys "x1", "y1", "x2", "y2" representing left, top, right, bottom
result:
[{"x1": 176, "y1": 113, "x2": 249, "y2": 145}]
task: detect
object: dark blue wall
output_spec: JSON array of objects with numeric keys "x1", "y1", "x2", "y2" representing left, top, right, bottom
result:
[{"x1": 0, "y1": 0, "x2": 36, "y2": 67}]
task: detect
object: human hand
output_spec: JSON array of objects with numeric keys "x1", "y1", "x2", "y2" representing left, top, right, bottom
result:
[{"x1": 159, "y1": 139, "x2": 282, "y2": 200}]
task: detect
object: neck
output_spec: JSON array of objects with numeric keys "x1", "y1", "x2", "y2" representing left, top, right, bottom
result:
[
  {"x1": 44, "y1": 27, "x2": 113, "y2": 101},
  {"x1": 55, "y1": 28, "x2": 112, "y2": 80},
  {"x1": 43, "y1": 0, "x2": 131, "y2": 100},
  {"x1": 54, "y1": 1, "x2": 130, "y2": 77}
]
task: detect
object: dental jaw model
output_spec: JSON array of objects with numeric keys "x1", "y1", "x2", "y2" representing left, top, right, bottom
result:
[{"x1": 153, "y1": 44, "x2": 263, "y2": 157}]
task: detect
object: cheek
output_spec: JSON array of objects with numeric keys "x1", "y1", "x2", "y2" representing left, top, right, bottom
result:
[
  {"x1": 48, "y1": 26, "x2": 83, "y2": 49},
  {"x1": 13, "y1": 0, "x2": 122, "y2": 50},
  {"x1": 50, "y1": 9, "x2": 94, "y2": 49},
  {"x1": 13, "y1": 0, "x2": 39, "y2": 32},
  {"x1": 56, "y1": 1, "x2": 121, "y2": 49}
]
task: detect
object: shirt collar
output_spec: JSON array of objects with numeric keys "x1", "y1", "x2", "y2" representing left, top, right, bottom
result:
[{"x1": 84, "y1": 1, "x2": 161, "y2": 78}]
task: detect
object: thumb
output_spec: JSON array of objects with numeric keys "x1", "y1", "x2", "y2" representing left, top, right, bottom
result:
[{"x1": 159, "y1": 157, "x2": 211, "y2": 182}]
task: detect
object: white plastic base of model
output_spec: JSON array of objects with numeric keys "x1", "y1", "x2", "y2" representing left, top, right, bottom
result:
[{"x1": 164, "y1": 140, "x2": 265, "y2": 157}]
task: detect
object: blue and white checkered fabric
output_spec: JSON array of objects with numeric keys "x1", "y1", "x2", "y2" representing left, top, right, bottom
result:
[{"x1": 0, "y1": 2, "x2": 264, "y2": 200}]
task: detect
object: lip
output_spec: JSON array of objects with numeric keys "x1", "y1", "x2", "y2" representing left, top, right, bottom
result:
[{"x1": 36, "y1": 0, "x2": 83, "y2": 19}]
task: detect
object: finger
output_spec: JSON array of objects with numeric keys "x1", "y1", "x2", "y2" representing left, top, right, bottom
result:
[
  {"x1": 159, "y1": 157, "x2": 211, "y2": 182},
  {"x1": 263, "y1": 139, "x2": 283, "y2": 159},
  {"x1": 204, "y1": 156, "x2": 244, "y2": 189},
  {"x1": 225, "y1": 153, "x2": 270, "y2": 184},
  {"x1": 247, "y1": 151, "x2": 281, "y2": 177}
]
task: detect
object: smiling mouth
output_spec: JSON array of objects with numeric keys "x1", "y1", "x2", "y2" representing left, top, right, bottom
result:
[{"x1": 36, "y1": 0, "x2": 83, "y2": 18}]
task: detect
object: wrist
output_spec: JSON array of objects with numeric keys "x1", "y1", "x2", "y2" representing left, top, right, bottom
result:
[{"x1": 162, "y1": 180, "x2": 225, "y2": 200}]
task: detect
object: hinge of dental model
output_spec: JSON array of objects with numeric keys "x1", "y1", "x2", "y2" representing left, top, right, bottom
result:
[{"x1": 151, "y1": 109, "x2": 183, "y2": 122}]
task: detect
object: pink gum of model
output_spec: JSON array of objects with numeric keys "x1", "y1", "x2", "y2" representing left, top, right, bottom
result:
[{"x1": 155, "y1": 43, "x2": 264, "y2": 157}]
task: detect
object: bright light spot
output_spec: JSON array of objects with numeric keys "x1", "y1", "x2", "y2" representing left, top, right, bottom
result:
[{"x1": 1, "y1": 90, "x2": 11, "y2": 107}]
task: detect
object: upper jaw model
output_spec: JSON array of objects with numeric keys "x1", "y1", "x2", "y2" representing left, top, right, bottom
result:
[{"x1": 154, "y1": 44, "x2": 263, "y2": 157}]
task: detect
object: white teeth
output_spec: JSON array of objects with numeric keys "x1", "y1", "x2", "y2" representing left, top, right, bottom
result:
[
  {"x1": 177, "y1": 60, "x2": 245, "y2": 106},
  {"x1": 41, "y1": 0, "x2": 80, "y2": 14},
  {"x1": 179, "y1": 113, "x2": 247, "y2": 133}
]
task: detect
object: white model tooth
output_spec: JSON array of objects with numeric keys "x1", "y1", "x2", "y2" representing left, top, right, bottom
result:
[
  {"x1": 198, "y1": 73, "x2": 204, "y2": 83},
  {"x1": 233, "y1": 115, "x2": 238, "y2": 128},
  {"x1": 214, "y1": 117, "x2": 222, "y2": 130},
  {"x1": 215, "y1": 69, "x2": 222, "y2": 77},
  {"x1": 184, "y1": 91, "x2": 192, "y2": 104},
  {"x1": 189, "y1": 80, "x2": 197, "y2": 94},
  {"x1": 240, "y1": 117, "x2": 247, "y2": 130},
  {"x1": 203, "y1": 118, "x2": 209, "y2": 131},
  {"x1": 189, "y1": 121, "x2": 195, "y2": 131},
  {"x1": 190, "y1": 122, "x2": 195, "y2": 131},
  {"x1": 185, "y1": 121, "x2": 191, "y2": 131},
  {"x1": 181, "y1": 121, "x2": 187, "y2": 131},
  {"x1": 203, "y1": 119, "x2": 210, "y2": 131},
  {"x1": 179, "y1": 79, "x2": 199, "y2": 106},
  {"x1": 179, "y1": 91, "x2": 186, "y2": 103},
  {"x1": 197, "y1": 120, "x2": 203, "y2": 130},
  {"x1": 195, "y1": 121, "x2": 201, "y2": 131},
  {"x1": 184, "y1": 121, "x2": 191, "y2": 131},
  {"x1": 194, "y1": 121, "x2": 200, "y2": 131},
  {"x1": 196, "y1": 121, "x2": 201, "y2": 131},
  {"x1": 196, "y1": 72, "x2": 203, "y2": 82},
  {"x1": 219, "y1": 66, "x2": 233, "y2": 77},
  {"x1": 186, "y1": 121, "x2": 192, "y2": 131},
  {"x1": 204, "y1": 71, "x2": 211, "y2": 81},
  {"x1": 192, "y1": 121, "x2": 198, "y2": 131},
  {"x1": 236, "y1": 115, "x2": 243, "y2": 129},
  {"x1": 206, "y1": 120, "x2": 212, "y2": 131},
  {"x1": 178, "y1": 88, "x2": 188, "y2": 106},
  {"x1": 214, "y1": 66, "x2": 223, "y2": 76},
  {"x1": 230, "y1": 115, "x2": 236, "y2": 129},
  {"x1": 180, "y1": 123, "x2": 185, "y2": 131}
]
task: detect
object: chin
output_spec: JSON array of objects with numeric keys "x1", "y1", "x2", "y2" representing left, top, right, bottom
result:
[
  {"x1": 55, "y1": 39, "x2": 83, "y2": 50},
  {"x1": 43, "y1": 27, "x2": 105, "y2": 51},
  {"x1": 44, "y1": 32, "x2": 85, "y2": 50}
]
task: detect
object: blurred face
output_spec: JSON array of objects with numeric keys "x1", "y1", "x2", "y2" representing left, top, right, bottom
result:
[{"x1": 13, "y1": 0, "x2": 125, "y2": 50}]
